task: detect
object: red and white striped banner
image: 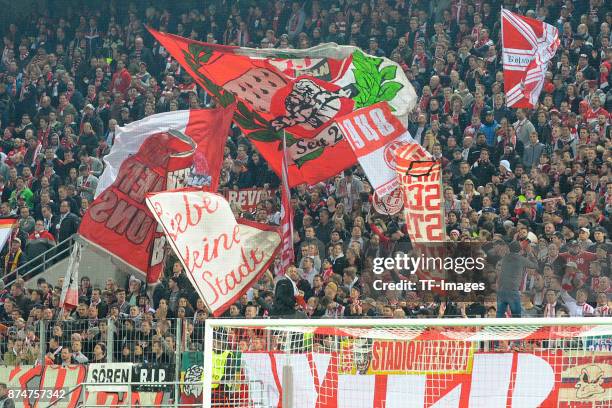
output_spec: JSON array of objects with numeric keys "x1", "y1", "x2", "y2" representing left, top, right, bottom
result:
[{"x1": 502, "y1": 8, "x2": 560, "y2": 108}]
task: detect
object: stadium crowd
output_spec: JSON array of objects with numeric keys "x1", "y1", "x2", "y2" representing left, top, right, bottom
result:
[{"x1": 0, "y1": 0, "x2": 609, "y2": 364}]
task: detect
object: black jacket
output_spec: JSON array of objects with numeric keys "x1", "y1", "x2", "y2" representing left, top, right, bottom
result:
[
  {"x1": 52, "y1": 212, "x2": 80, "y2": 242},
  {"x1": 271, "y1": 277, "x2": 296, "y2": 316}
]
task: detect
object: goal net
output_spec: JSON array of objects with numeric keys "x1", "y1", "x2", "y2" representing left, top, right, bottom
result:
[{"x1": 202, "y1": 318, "x2": 612, "y2": 408}]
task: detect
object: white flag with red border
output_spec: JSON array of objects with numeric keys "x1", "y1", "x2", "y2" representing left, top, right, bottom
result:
[
  {"x1": 337, "y1": 102, "x2": 416, "y2": 197},
  {"x1": 502, "y1": 8, "x2": 559, "y2": 108}
]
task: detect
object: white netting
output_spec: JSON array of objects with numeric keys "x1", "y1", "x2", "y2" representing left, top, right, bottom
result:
[{"x1": 204, "y1": 319, "x2": 612, "y2": 408}]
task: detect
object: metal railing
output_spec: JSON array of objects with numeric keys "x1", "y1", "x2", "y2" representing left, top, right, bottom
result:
[{"x1": 4, "y1": 234, "x2": 77, "y2": 286}]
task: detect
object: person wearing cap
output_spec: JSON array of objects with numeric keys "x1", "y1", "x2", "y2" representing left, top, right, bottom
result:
[
  {"x1": 3, "y1": 238, "x2": 25, "y2": 277},
  {"x1": 588, "y1": 227, "x2": 611, "y2": 252},
  {"x1": 366, "y1": 37, "x2": 385, "y2": 57},
  {"x1": 481, "y1": 109, "x2": 499, "y2": 146},
  {"x1": 577, "y1": 227, "x2": 593, "y2": 249}
]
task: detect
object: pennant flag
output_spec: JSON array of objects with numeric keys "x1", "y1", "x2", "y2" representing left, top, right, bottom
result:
[
  {"x1": 147, "y1": 28, "x2": 417, "y2": 186},
  {"x1": 146, "y1": 190, "x2": 281, "y2": 316},
  {"x1": 80, "y1": 130, "x2": 197, "y2": 284},
  {"x1": 502, "y1": 8, "x2": 559, "y2": 108},
  {"x1": 279, "y1": 133, "x2": 294, "y2": 274},
  {"x1": 0, "y1": 218, "x2": 18, "y2": 254},
  {"x1": 337, "y1": 102, "x2": 416, "y2": 197},
  {"x1": 96, "y1": 106, "x2": 235, "y2": 197},
  {"x1": 60, "y1": 243, "x2": 81, "y2": 310}
]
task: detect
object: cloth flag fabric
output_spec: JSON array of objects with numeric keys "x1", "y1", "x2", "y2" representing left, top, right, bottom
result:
[
  {"x1": 502, "y1": 8, "x2": 560, "y2": 108},
  {"x1": 96, "y1": 106, "x2": 235, "y2": 197},
  {"x1": 0, "y1": 218, "x2": 18, "y2": 254},
  {"x1": 59, "y1": 243, "x2": 81, "y2": 310},
  {"x1": 146, "y1": 190, "x2": 281, "y2": 316},
  {"x1": 337, "y1": 102, "x2": 416, "y2": 197},
  {"x1": 394, "y1": 143, "x2": 446, "y2": 287},
  {"x1": 148, "y1": 28, "x2": 417, "y2": 186},
  {"x1": 279, "y1": 133, "x2": 294, "y2": 274},
  {"x1": 80, "y1": 130, "x2": 197, "y2": 284}
]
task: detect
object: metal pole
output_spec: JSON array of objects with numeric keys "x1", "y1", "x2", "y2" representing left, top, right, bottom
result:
[
  {"x1": 106, "y1": 317, "x2": 114, "y2": 363},
  {"x1": 38, "y1": 320, "x2": 46, "y2": 366},
  {"x1": 174, "y1": 318, "x2": 182, "y2": 408},
  {"x1": 281, "y1": 364, "x2": 293, "y2": 408},
  {"x1": 202, "y1": 320, "x2": 214, "y2": 408}
]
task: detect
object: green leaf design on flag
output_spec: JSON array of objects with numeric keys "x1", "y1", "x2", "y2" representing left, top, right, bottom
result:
[
  {"x1": 351, "y1": 50, "x2": 404, "y2": 109},
  {"x1": 294, "y1": 147, "x2": 324, "y2": 168},
  {"x1": 248, "y1": 129, "x2": 282, "y2": 142}
]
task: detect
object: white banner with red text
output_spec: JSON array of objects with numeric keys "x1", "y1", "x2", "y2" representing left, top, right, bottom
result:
[
  {"x1": 337, "y1": 102, "x2": 415, "y2": 197},
  {"x1": 146, "y1": 190, "x2": 281, "y2": 316}
]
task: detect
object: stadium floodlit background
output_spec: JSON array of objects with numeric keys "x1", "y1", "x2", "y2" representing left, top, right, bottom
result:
[{"x1": 0, "y1": 0, "x2": 609, "y2": 407}]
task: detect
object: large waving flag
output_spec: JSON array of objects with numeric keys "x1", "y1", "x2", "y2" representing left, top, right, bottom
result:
[
  {"x1": 96, "y1": 106, "x2": 235, "y2": 197},
  {"x1": 146, "y1": 190, "x2": 281, "y2": 316},
  {"x1": 148, "y1": 28, "x2": 417, "y2": 186},
  {"x1": 502, "y1": 8, "x2": 559, "y2": 108}
]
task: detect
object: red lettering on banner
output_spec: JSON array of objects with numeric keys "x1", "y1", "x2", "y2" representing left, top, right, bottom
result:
[
  {"x1": 154, "y1": 193, "x2": 219, "y2": 241},
  {"x1": 201, "y1": 246, "x2": 265, "y2": 306}
]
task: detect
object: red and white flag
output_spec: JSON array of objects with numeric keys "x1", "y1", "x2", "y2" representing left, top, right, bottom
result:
[
  {"x1": 59, "y1": 244, "x2": 81, "y2": 310},
  {"x1": 279, "y1": 133, "x2": 294, "y2": 275},
  {"x1": 0, "y1": 218, "x2": 18, "y2": 254},
  {"x1": 146, "y1": 190, "x2": 281, "y2": 316},
  {"x1": 96, "y1": 107, "x2": 235, "y2": 196},
  {"x1": 337, "y1": 102, "x2": 415, "y2": 197},
  {"x1": 502, "y1": 8, "x2": 559, "y2": 108}
]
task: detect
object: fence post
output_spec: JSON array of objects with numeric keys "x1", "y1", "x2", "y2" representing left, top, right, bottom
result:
[
  {"x1": 174, "y1": 318, "x2": 182, "y2": 408},
  {"x1": 38, "y1": 320, "x2": 46, "y2": 366},
  {"x1": 106, "y1": 318, "x2": 114, "y2": 362}
]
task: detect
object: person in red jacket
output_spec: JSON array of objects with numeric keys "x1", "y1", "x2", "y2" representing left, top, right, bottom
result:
[{"x1": 110, "y1": 60, "x2": 132, "y2": 98}]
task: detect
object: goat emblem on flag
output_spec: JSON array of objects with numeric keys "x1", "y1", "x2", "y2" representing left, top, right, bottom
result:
[
  {"x1": 502, "y1": 8, "x2": 560, "y2": 108},
  {"x1": 148, "y1": 28, "x2": 417, "y2": 186}
]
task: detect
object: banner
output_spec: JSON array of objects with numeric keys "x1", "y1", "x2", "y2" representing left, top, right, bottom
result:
[
  {"x1": 337, "y1": 102, "x2": 415, "y2": 197},
  {"x1": 86, "y1": 363, "x2": 133, "y2": 392},
  {"x1": 96, "y1": 107, "x2": 235, "y2": 196},
  {"x1": 224, "y1": 188, "x2": 277, "y2": 212},
  {"x1": 79, "y1": 131, "x2": 195, "y2": 283},
  {"x1": 0, "y1": 218, "x2": 17, "y2": 254},
  {"x1": 148, "y1": 29, "x2": 417, "y2": 186},
  {"x1": 180, "y1": 352, "x2": 204, "y2": 407},
  {"x1": 59, "y1": 244, "x2": 81, "y2": 310},
  {"x1": 502, "y1": 9, "x2": 560, "y2": 108},
  {"x1": 146, "y1": 190, "x2": 281, "y2": 316},
  {"x1": 132, "y1": 364, "x2": 173, "y2": 392},
  {"x1": 241, "y1": 351, "x2": 561, "y2": 408},
  {"x1": 393, "y1": 144, "x2": 443, "y2": 243}
]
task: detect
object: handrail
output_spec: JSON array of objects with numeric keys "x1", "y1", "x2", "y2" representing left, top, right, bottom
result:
[{"x1": 4, "y1": 233, "x2": 77, "y2": 286}]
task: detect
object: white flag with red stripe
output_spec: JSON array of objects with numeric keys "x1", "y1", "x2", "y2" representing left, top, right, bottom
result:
[
  {"x1": 502, "y1": 8, "x2": 559, "y2": 108},
  {"x1": 60, "y1": 243, "x2": 81, "y2": 310},
  {"x1": 279, "y1": 133, "x2": 294, "y2": 274},
  {"x1": 0, "y1": 218, "x2": 18, "y2": 254}
]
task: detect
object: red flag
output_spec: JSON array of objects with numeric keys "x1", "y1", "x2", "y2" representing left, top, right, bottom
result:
[
  {"x1": 147, "y1": 28, "x2": 417, "y2": 186},
  {"x1": 279, "y1": 133, "x2": 294, "y2": 274},
  {"x1": 87, "y1": 107, "x2": 234, "y2": 283},
  {"x1": 502, "y1": 9, "x2": 559, "y2": 108},
  {"x1": 97, "y1": 107, "x2": 235, "y2": 196},
  {"x1": 80, "y1": 131, "x2": 196, "y2": 283}
]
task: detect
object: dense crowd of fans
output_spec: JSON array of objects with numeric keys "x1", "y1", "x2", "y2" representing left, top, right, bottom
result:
[{"x1": 0, "y1": 0, "x2": 609, "y2": 364}]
